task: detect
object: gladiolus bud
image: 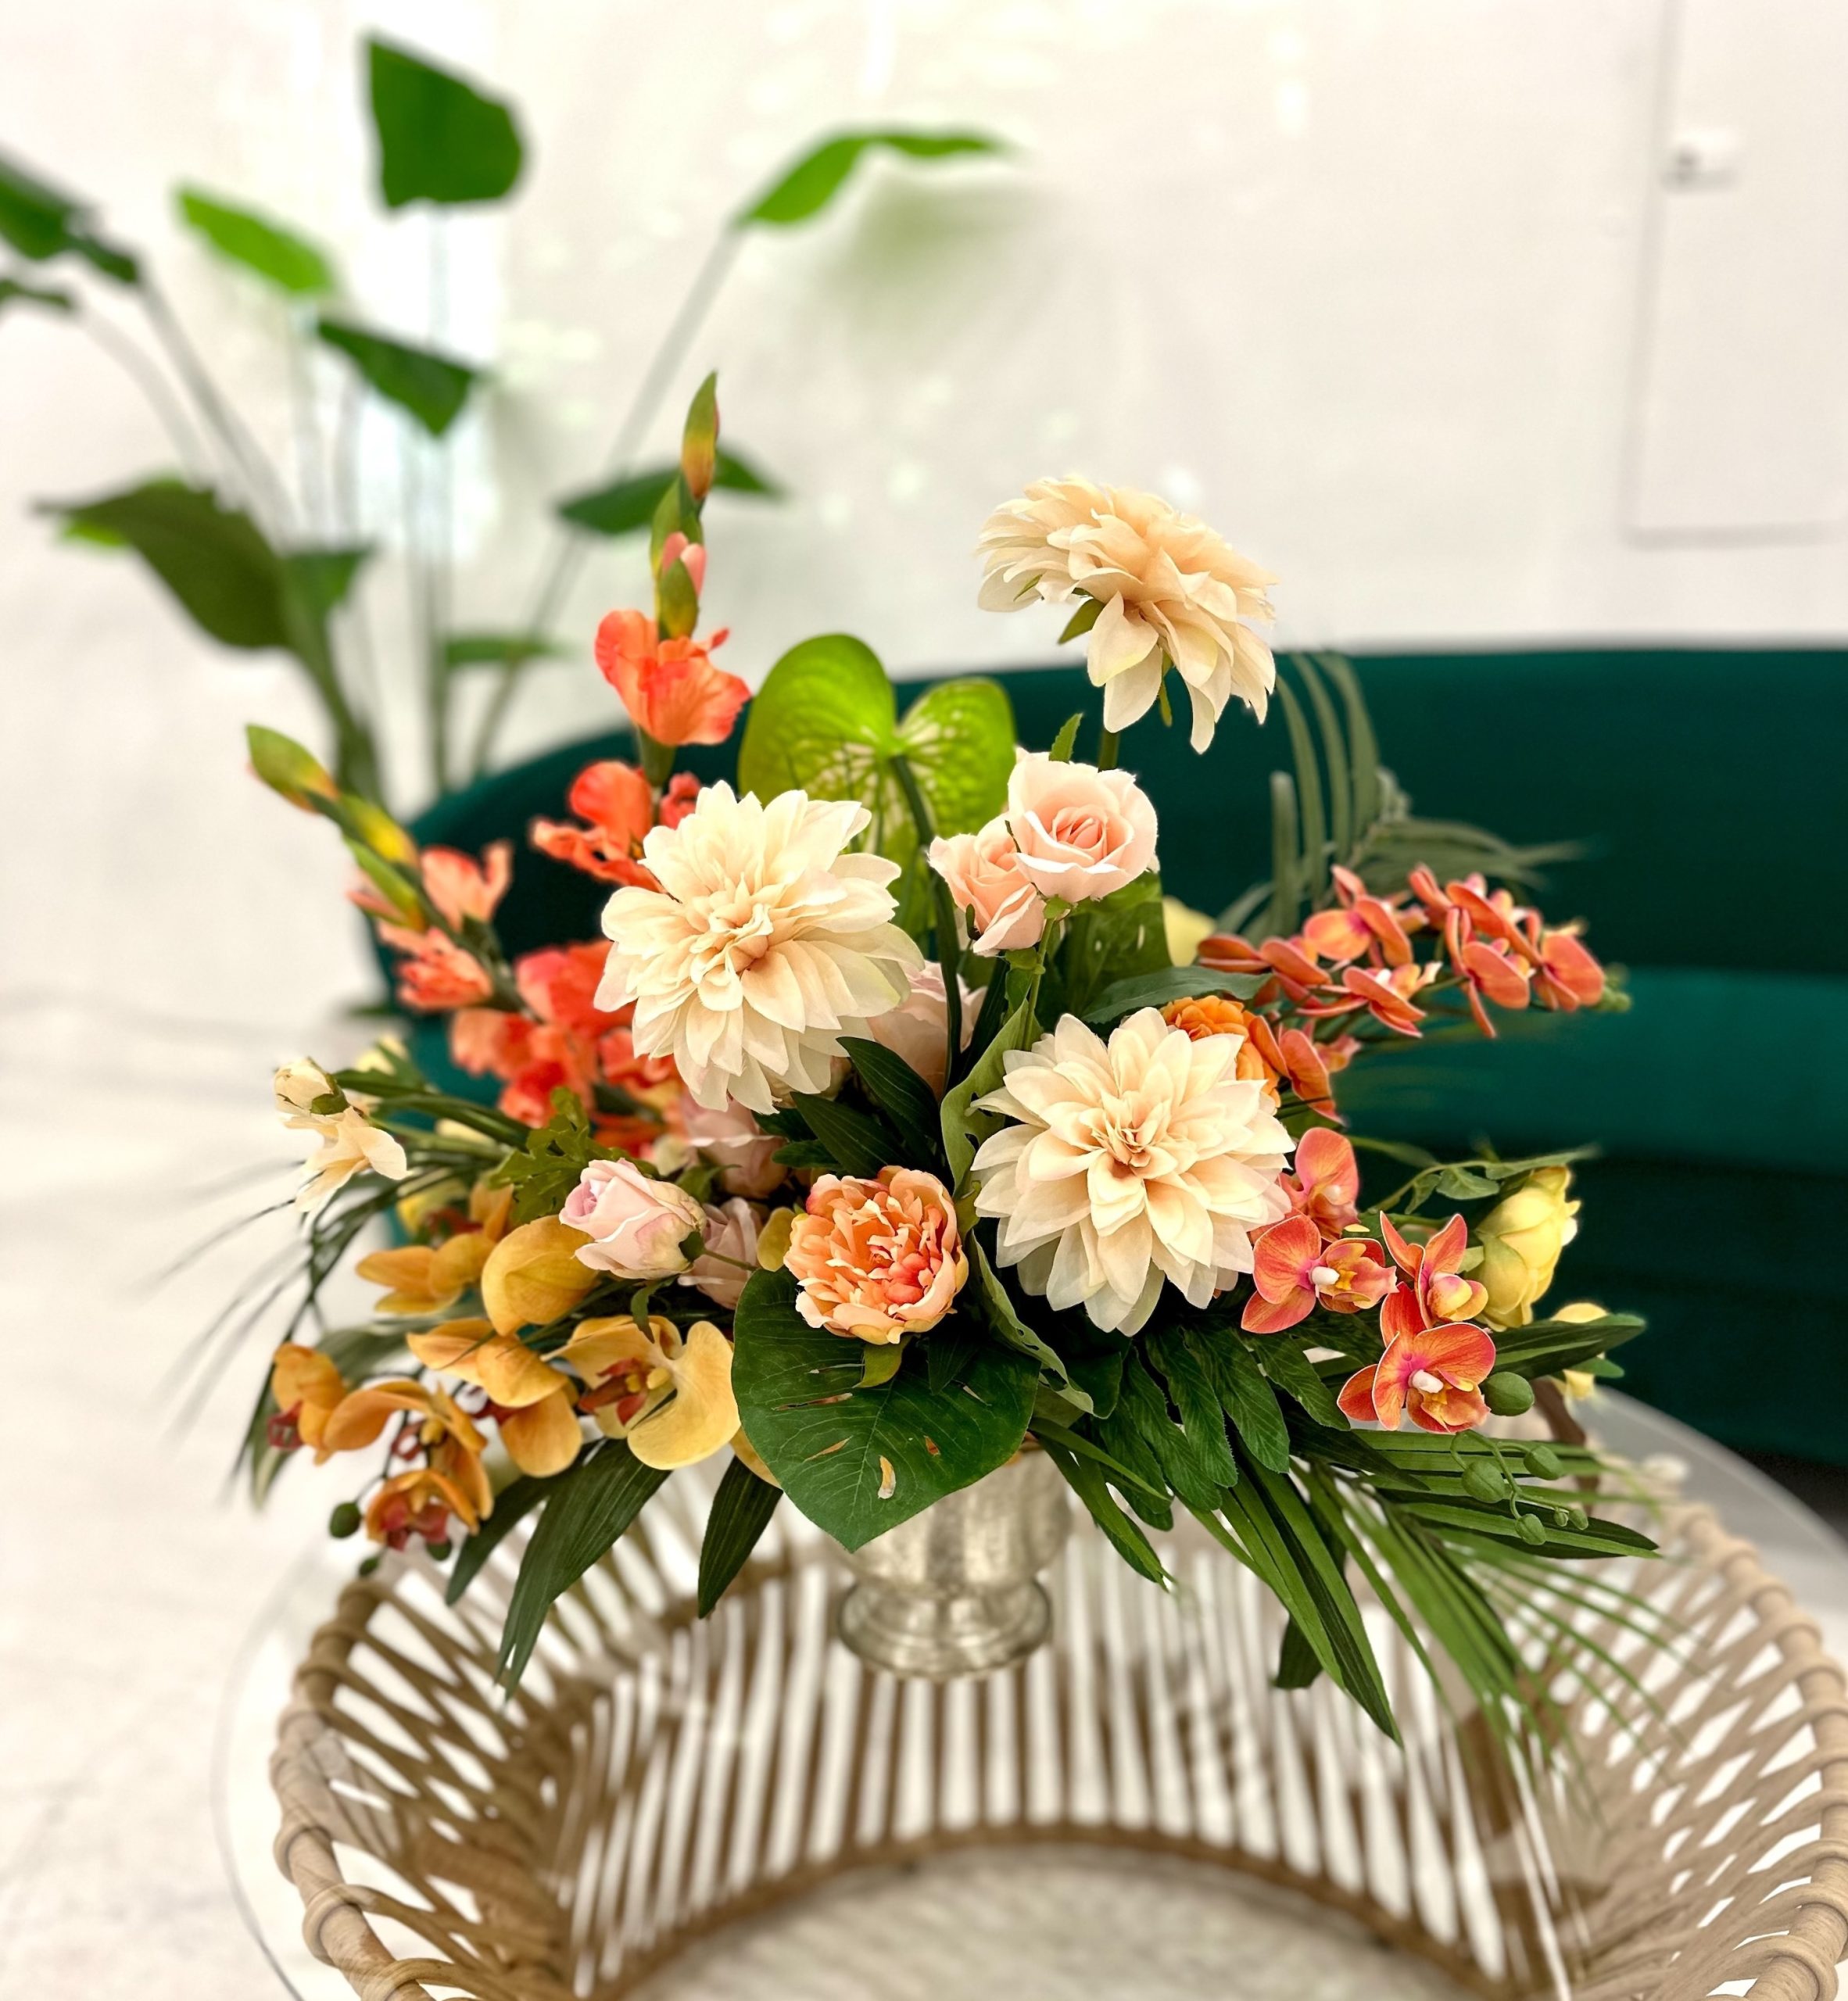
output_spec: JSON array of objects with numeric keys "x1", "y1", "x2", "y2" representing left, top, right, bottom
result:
[
  {"x1": 248, "y1": 725, "x2": 337, "y2": 813},
  {"x1": 680, "y1": 371, "x2": 718, "y2": 501}
]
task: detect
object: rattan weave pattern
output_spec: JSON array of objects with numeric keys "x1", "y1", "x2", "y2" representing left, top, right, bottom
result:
[{"x1": 270, "y1": 1487, "x2": 1848, "y2": 2001}]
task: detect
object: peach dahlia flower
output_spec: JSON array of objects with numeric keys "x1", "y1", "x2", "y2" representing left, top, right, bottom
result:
[
  {"x1": 973, "y1": 1008, "x2": 1291, "y2": 1335},
  {"x1": 786, "y1": 1167, "x2": 969, "y2": 1345},
  {"x1": 597, "y1": 783, "x2": 921, "y2": 1112},
  {"x1": 976, "y1": 478, "x2": 1277, "y2": 752}
]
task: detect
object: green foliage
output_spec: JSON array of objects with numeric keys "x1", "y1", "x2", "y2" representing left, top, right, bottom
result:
[
  {"x1": 697, "y1": 1456, "x2": 783, "y2": 1616},
  {"x1": 940, "y1": 990, "x2": 1039, "y2": 1185},
  {"x1": 1060, "y1": 872, "x2": 1169, "y2": 1019},
  {"x1": 442, "y1": 632, "x2": 568, "y2": 670},
  {"x1": 737, "y1": 634, "x2": 1015, "y2": 866},
  {"x1": 556, "y1": 447, "x2": 779, "y2": 536},
  {"x1": 1490, "y1": 1310, "x2": 1647, "y2": 1380},
  {"x1": 1039, "y1": 1438, "x2": 1167, "y2": 1584},
  {"x1": 789, "y1": 1090, "x2": 899, "y2": 1179},
  {"x1": 735, "y1": 128, "x2": 1004, "y2": 227},
  {"x1": 0, "y1": 274, "x2": 73, "y2": 316},
  {"x1": 1377, "y1": 1145, "x2": 1592, "y2": 1214},
  {"x1": 446, "y1": 1472, "x2": 547, "y2": 1604},
  {"x1": 1081, "y1": 965, "x2": 1263, "y2": 1025},
  {"x1": 840, "y1": 1038, "x2": 945, "y2": 1174},
  {"x1": 284, "y1": 546, "x2": 372, "y2": 620},
  {"x1": 315, "y1": 317, "x2": 481, "y2": 436},
  {"x1": 366, "y1": 37, "x2": 525, "y2": 210},
  {"x1": 968, "y1": 1241, "x2": 1086, "y2": 1408},
  {"x1": 730, "y1": 1268, "x2": 1036, "y2": 1548},
  {"x1": 493, "y1": 1090, "x2": 611, "y2": 1223},
  {"x1": 47, "y1": 479, "x2": 293, "y2": 650},
  {"x1": 177, "y1": 188, "x2": 335, "y2": 295},
  {"x1": 0, "y1": 151, "x2": 136, "y2": 280},
  {"x1": 497, "y1": 1442, "x2": 668, "y2": 1688}
]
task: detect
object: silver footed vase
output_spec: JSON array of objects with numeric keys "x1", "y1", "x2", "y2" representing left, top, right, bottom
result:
[{"x1": 835, "y1": 1450, "x2": 1071, "y2": 1679}]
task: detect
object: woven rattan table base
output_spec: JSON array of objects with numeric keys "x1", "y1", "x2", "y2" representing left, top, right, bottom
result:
[{"x1": 272, "y1": 1487, "x2": 1848, "y2": 2001}]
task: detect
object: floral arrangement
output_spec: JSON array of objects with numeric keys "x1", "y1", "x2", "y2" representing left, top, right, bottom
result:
[
  {"x1": 2, "y1": 36, "x2": 1000, "y2": 804},
  {"x1": 243, "y1": 381, "x2": 1651, "y2": 1734}
]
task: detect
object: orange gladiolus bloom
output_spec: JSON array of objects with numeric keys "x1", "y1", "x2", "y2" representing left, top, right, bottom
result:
[
  {"x1": 532, "y1": 761, "x2": 661, "y2": 887},
  {"x1": 594, "y1": 608, "x2": 749, "y2": 747}
]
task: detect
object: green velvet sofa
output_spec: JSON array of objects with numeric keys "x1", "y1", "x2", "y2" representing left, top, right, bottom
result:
[{"x1": 410, "y1": 649, "x2": 1848, "y2": 1466}]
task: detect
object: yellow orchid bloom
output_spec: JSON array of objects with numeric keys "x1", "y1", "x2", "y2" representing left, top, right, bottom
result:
[
  {"x1": 365, "y1": 1434, "x2": 492, "y2": 1547},
  {"x1": 482, "y1": 1216, "x2": 598, "y2": 1335},
  {"x1": 408, "y1": 1318, "x2": 586, "y2": 1478},
  {"x1": 317, "y1": 1377, "x2": 485, "y2": 1465},
  {"x1": 557, "y1": 1316, "x2": 739, "y2": 1470},
  {"x1": 363, "y1": 1180, "x2": 517, "y2": 1315},
  {"x1": 269, "y1": 1344, "x2": 348, "y2": 1455}
]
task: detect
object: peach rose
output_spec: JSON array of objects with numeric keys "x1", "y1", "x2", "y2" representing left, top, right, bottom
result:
[
  {"x1": 561, "y1": 1158, "x2": 705, "y2": 1279},
  {"x1": 1005, "y1": 751, "x2": 1158, "y2": 904},
  {"x1": 785, "y1": 1167, "x2": 969, "y2": 1344},
  {"x1": 867, "y1": 961, "x2": 977, "y2": 1095},
  {"x1": 928, "y1": 818, "x2": 1045, "y2": 958}
]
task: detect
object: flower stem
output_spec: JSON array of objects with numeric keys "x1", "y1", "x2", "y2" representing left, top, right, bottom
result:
[
  {"x1": 1095, "y1": 725, "x2": 1119, "y2": 771},
  {"x1": 888, "y1": 754, "x2": 963, "y2": 1079}
]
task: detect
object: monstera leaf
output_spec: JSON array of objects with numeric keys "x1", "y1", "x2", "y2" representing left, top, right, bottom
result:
[{"x1": 736, "y1": 633, "x2": 1014, "y2": 861}]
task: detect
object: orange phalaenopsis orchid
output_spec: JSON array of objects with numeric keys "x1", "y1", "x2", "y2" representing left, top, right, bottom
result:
[
  {"x1": 1337, "y1": 1320, "x2": 1497, "y2": 1434},
  {"x1": 1242, "y1": 1214, "x2": 1391, "y2": 1332}
]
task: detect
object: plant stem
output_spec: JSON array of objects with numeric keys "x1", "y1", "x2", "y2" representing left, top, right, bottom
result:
[
  {"x1": 1095, "y1": 725, "x2": 1119, "y2": 771},
  {"x1": 77, "y1": 309, "x2": 210, "y2": 474},
  {"x1": 889, "y1": 753, "x2": 962, "y2": 1079},
  {"x1": 467, "y1": 227, "x2": 745, "y2": 780}
]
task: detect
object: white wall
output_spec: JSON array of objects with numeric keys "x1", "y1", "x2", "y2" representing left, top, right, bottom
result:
[{"x1": 4, "y1": 0, "x2": 1846, "y2": 1039}]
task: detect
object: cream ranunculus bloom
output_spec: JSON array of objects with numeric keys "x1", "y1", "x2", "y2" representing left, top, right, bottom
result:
[
  {"x1": 1476, "y1": 1166, "x2": 1581, "y2": 1327},
  {"x1": 976, "y1": 478, "x2": 1277, "y2": 751},
  {"x1": 973, "y1": 1008, "x2": 1292, "y2": 1335},
  {"x1": 597, "y1": 782, "x2": 922, "y2": 1113}
]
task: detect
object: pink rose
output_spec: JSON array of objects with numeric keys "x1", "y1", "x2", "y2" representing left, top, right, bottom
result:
[
  {"x1": 680, "y1": 1094, "x2": 787, "y2": 1198},
  {"x1": 680, "y1": 1197, "x2": 761, "y2": 1310},
  {"x1": 1005, "y1": 751, "x2": 1158, "y2": 904},
  {"x1": 785, "y1": 1167, "x2": 969, "y2": 1344},
  {"x1": 868, "y1": 962, "x2": 977, "y2": 1095},
  {"x1": 928, "y1": 818, "x2": 1045, "y2": 958},
  {"x1": 561, "y1": 1158, "x2": 705, "y2": 1279}
]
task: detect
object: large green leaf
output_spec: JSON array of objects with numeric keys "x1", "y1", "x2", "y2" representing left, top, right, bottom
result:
[
  {"x1": 367, "y1": 37, "x2": 525, "y2": 210},
  {"x1": 316, "y1": 317, "x2": 480, "y2": 436},
  {"x1": 555, "y1": 446, "x2": 781, "y2": 535},
  {"x1": 736, "y1": 129, "x2": 1004, "y2": 227},
  {"x1": 443, "y1": 631, "x2": 568, "y2": 670},
  {"x1": 0, "y1": 275, "x2": 73, "y2": 317},
  {"x1": 1061, "y1": 872, "x2": 1170, "y2": 1018},
  {"x1": 283, "y1": 545, "x2": 371, "y2": 619},
  {"x1": 737, "y1": 632, "x2": 1015, "y2": 865},
  {"x1": 1082, "y1": 965, "x2": 1264, "y2": 1025},
  {"x1": 940, "y1": 990, "x2": 1040, "y2": 1186},
  {"x1": 177, "y1": 188, "x2": 335, "y2": 295},
  {"x1": 731, "y1": 1267, "x2": 1036, "y2": 1549},
  {"x1": 497, "y1": 1441, "x2": 668, "y2": 1687},
  {"x1": 47, "y1": 479, "x2": 290, "y2": 650},
  {"x1": 0, "y1": 152, "x2": 137, "y2": 281}
]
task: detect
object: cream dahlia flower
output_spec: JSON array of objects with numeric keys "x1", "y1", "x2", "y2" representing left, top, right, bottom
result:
[
  {"x1": 597, "y1": 782, "x2": 922, "y2": 1113},
  {"x1": 973, "y1": 1008, "x2": 1291, "y2": 1334},
  {"x1": 976, "y1": 478, "x2": 1277, "y2": 751}
]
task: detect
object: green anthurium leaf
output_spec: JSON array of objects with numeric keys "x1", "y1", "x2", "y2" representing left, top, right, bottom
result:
[
  {"x1": 731, "y1": 1267, "x2": 1036, "y2": 1549},
  {"x1": 0, "y1": 274, "x2": 73, "y2": 315},
  {"x1": 697, "y1": 1455, "x2": 783, "y2": 1616},
  {"x1": 45, "y1": 479, "x2": 291, "y2": 650},
  {"x1": 366, "y1": 36, "x2": 525, "y2": 210},
  {"x1": 283, "y1": 545, "x2": 372, "y2": 620},
  {"x1": 892, "y1": 675, "x2": 1015, "y2": 850},
  {"x1": 555, "y1": 446, "x2": 781, "y2": 537},
  {"x1": 177, "y1": 188, "x2": 336, "y2": 295},
  {"x1": 442, "y1": 631, "x2": 568, "y2": 669},
  {"x1": 316, "y1": 316, "x2": 481, "y2": 436},
  {"x1": 736, "y1": 128, "x2": 1004, "y2": 228}
]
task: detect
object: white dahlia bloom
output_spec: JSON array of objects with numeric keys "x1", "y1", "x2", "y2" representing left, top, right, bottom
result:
[
  {"x1": 976, "y1": 478, "x2": 1277, "y2": 752},
  {"x1": 972, "y1": 1008, "x2": 1291, "y2": 1335},
  {"x1": 597, "y1": 782, "x2": 921, "y2": 1113}
]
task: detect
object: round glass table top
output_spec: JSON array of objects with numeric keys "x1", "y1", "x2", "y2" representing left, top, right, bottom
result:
[{"x1": 217, "y1": 1391, "x2": 1848, "y2": 2000}]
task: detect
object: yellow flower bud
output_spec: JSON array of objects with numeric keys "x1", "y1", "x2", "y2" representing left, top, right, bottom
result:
[{"x1": 1475, "y1": 1167, "x2": 1580, "y2": 1328}]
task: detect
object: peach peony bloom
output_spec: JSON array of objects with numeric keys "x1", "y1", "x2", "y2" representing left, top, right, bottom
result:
[
  {"x1": 866, "y1": 961, "x2": 977, "y2": 1096},
  {"x1": 681, "y1": 1197, "x2": 762, "y2": 1310},
  {"x1": 976, "y1": 478, "x2": 1277, "y2": 750},
  {"x1": 785, "y1": 1167, "x2": 969, "y2": 1344},
  {"x1": 1160, "y1": 994, "x2": 1280, "y2": 1095},
  {"x1": 558, "y1": 1315, "x2": 739, "y2": 1469},
  {"x1": 928, "y1": 817, "x2": 1045, "y2": 958},
  {"x1": 973, "y1": 1008, "x2": 1291, "y2": 1335},
  {"x1": 292, "y1": 1104, "x2": 409, "y2": 1212},
  {"x1": 560, "y1": 1158, "x2": 705, "y2": 1279},
  {"x1": 598, "y1": 783, "x2": 922, "y2": 1112},
  {"x1": 1004, "y1": 753, "x2": 1158, "y2": 904},
  {"x1": 595, "y1": 607, "x2": 750, "y2": 747},
  {"x1": 681, "y1": 1095, "x2": 786, "y2": 1198}
]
